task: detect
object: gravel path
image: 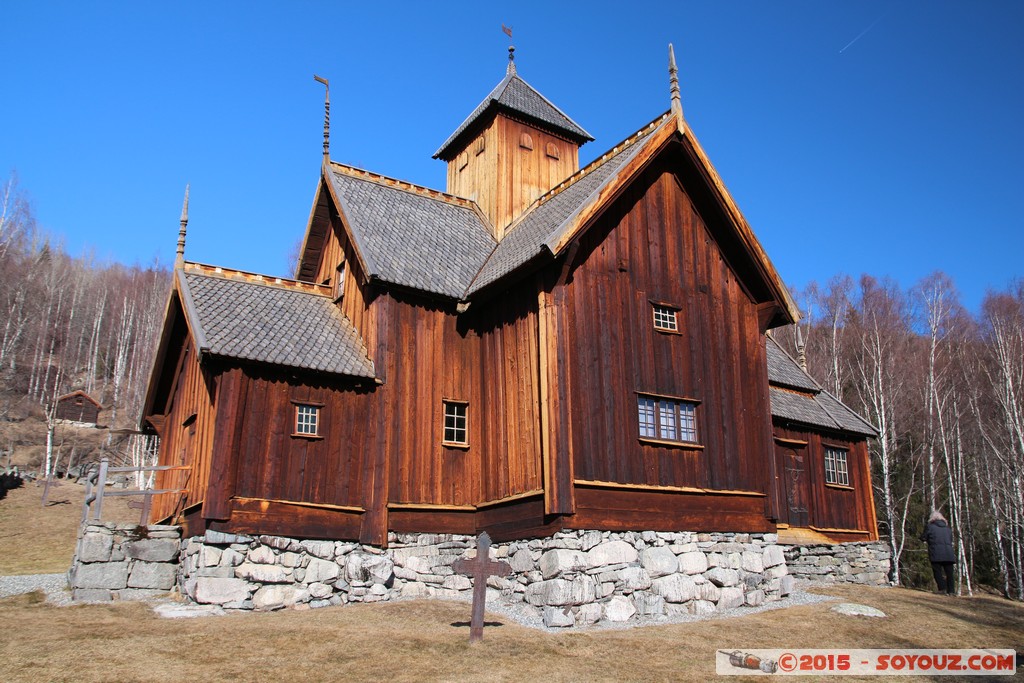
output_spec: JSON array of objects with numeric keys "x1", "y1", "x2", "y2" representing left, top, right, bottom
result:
[{"x1": 0, "y1": 573, "x2": 74, "y2": 606}]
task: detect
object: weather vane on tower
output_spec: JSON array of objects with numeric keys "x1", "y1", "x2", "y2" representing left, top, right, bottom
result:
[{"x1": 502, "y1": 23, "x2": 516, "y2": 75}]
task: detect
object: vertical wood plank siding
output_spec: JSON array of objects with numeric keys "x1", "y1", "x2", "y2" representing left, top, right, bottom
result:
[
  {"x1": 150, "y1": 336, "x2": 216, "y2": 523},
  {"x1": 563, "y1": 163, "x2": 774, "y2": 497},
  {"x1": 773, "y1": 425, "x2": 878, "y2": 540}
]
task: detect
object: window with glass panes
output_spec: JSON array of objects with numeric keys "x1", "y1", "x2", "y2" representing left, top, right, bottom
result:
[
  {"x1": 824, "y1": 447, "x2": 850, "y2": 486},
  {"x1": 637, "y1": 395, "x2": 698, "y2": 443},
  {"x1": 443, "y1": 401, "x2": 468, "y2": 445},
  {"x1": 295, "y1": 404, "x2": 319, "y2": 436},
  {"x1": 652, "y1": 304, "x2": 679, "y2": 332}
]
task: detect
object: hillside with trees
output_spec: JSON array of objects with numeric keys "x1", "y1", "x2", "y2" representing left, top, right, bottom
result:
[{"x1": 1, "y1": 171, "x2": 1021, "y2": 600}]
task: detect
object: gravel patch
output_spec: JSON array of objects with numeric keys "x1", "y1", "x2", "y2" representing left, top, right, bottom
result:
[{"x1": 0, "y1": 573, "x2": 74, "y2": 606}]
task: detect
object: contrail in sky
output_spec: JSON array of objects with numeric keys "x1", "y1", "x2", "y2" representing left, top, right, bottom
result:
[{"x1": 839, "y1": 9, "x2": 891, "y2": 53}]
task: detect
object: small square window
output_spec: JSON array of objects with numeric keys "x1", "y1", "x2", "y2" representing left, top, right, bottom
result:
[
  {"x1": 652, "y1": 304, "x2": 679, "y2": 332},
  {"x1": 295, "y1": 404, "x2": 320, "y2": 436},
  {"x1": 824, "y1": 447, "x2": 850, "y2": 486},
  {"x1": 443, "y1": 401, "x2": 468, "y2": 445},
  {"x1": 637, "y1": 394, "x2": 698, "y2": 444}
]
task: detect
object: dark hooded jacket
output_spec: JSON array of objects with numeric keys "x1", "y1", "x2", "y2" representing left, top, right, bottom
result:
[{"x1": 922, "y1": 520, "x2": 955, "y2": 563}]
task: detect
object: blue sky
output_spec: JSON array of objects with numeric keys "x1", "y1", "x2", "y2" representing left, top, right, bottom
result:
[{"x1": 2, "y1": 1, "x2": 1021, "y2": 312}]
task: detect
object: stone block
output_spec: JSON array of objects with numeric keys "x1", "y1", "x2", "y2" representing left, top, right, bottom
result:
[
  {"x1": 509, "y1": 548, "x2": 535, "y2": 573},
  {"x1": 616, "y1": 566, "x2": 652, "y2": 592},
  {"x1": 253, "y1": 584, "x2": 305, "y2": 611},
  {"x1": 78, "y1": 533, "x2": 114, "y2": 563},
  {"x1": 741, "y1": 551, "x2": 764, "y2": 573},
  {"x1": 300, "y1": 540, "x2": 336, "y2": 559},
  {"x1": 194, "y1": 577, "x2": 252, "y2": 605},
  {"x1": 525, "y1": 576, "x2": 597, "y2": 607},
  {"x1": 698, "y1": 582, "x2": 721, "y2": 603},
  {"x1": 219, "y1": 548, "x2": 245, "y2": 567},
  {"x1": 745, "y1": 589, "x2": 765, "y2": 607},
  {"x1": 124, "y1": 539, "x2": 180, "y2": 563},
  {"x1": 442, "y1": 575, "x2": 472, "y2": 591},
  {"x1": 706, "y1": 567, "x2": 740, "y2": 587},
  {"x1": 128, "y1": 561, "x2": 177, "y2": 590},
  {"x1": 762, "y1": 545, "x2": 785, "y2": 568},
  {"x1": 205, "y1": 530, "x2": 253, "y2": 545},
  {"x1": 689, "y1": 599, "x2": 716, "y2": 616},
  {"x1": 391, "y1": 545, "x2": 439, "y2": 567},
  {"x1": 603, "y1": 595, "x2": 636, "y2": 622},
  {"x1": 640, "y1": 547, "x2": 678, "y2": 578},
  {"x1": 365, "y1": 555, "x2": 395, "y2": 585},
  {"x1": 257, "y1": 535, "x2": 296, "y2": 551},
  {"x1": 308, "y1": 582, "x2": 333, "y2": 599},
  {"x1": 401, "y1": 582, "x2": 430, "y2": 598},
  {"x1": 587, "y1": 540, "x2": 638, "y2": 567},
  {"x1": 543, "y1": 606, "x2": 575, "y2": 627},
  {"x1": 74, "y1": 561, "x2": 129, "y2": 590},
  {"x1": 247, "y1": 545, "x2": 276, "y2": 564},
  {"x1": 718, "y1": 586, "x2": 745, "y2": 610},
  {"x1": 676, "y1": 551, "x2": 708, "y2": 575},
  {"x1": 305, "y1": 558, "x2": 341, "y2": 584},
  {"x1": 633, "y1": 592, "x2": 665, "y2": 616},
  {"x1": 576, "y1": 602, "x2": 603, "y2": 625},
  {"x1": 198, "y1": 566, "x2": 235, "y2": 578},
  {"x1": 235, "y1": 562, "x2": 290, "y2": 584},
  {"x1": 279, "y1": 552, "x2": 304, "y2": 568},
  {"x1": 580, "y1": 531, "x2": 604, "y2": 551},
  {"x1": 199, "y1": 545, "x2": 222, "y2": 567},
  {"x1": 651, "y1": 573, "x2": 697, "y2": 603},
  {"x1": 539, "y1": 549, "x2": 589, "y2": 579}
]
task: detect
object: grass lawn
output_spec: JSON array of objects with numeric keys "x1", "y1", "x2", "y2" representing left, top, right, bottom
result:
[{"x1": 1, "y1": 484, "x2": 1022, "y2": 682}]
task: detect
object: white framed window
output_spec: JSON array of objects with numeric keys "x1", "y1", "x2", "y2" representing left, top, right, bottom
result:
[
  {"x1": 637, "y1": 394, "x2": 698, "y2": 444},
  {"x1": 824, "y1": 446, "x2": 850, "y2": 486},
  {"x1": 443, "y1": 400, "x2": 468, "y2": 446},
  {"x1": 652, "y1": 303, "x2": 679, "y2": 332},
  {"x1": 295, "y1": 404, "x2": 320, "y2": 436}
]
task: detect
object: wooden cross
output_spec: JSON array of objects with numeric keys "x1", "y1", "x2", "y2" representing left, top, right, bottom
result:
[{"x1": 452, "y1": 531, "x2": 511, "y2": 643}]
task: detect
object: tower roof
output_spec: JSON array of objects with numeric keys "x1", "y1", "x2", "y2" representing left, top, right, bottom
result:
[{"x1": 434, "y1": 71, "x2": 593, "y2": 161}]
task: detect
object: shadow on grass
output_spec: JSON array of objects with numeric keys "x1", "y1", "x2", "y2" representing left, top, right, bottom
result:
[{"x1": 450, "y1": 621, "x2": 505, "y2": 628}]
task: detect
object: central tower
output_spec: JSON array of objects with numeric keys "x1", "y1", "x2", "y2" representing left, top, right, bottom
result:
[{"x1": 433, "y1": 48, "x2": 593, "y2": 239}]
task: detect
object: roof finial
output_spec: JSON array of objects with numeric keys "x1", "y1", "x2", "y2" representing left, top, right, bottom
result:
[
  {"x1": 175, "y1": 184, "x2": 189, "y2": 269},
  {"x1": 314, "y1": 75, "x2": 330, "y2": 163},
  {"x1": 668, "y1": 43, "x2": 683, "y2": 118},
  {"x1": 503, "y1": 24, "x2": 516, "y2": 76},
  {"x1": 796, "y1": 325, "x2": 808, "y2": 372}
]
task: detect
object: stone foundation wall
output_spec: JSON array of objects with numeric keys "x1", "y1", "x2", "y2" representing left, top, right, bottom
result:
[
  {"x1": 68, "y1": 523, "x2": 181, "y2": 601},
  {"x1": 783, "y1": 541, "x2": 891, "y2": 584},
  {"x1": 179, "y1": 529, "x2": 797, "y2": 627}
]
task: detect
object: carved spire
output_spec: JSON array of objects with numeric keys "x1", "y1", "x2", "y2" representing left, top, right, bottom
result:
[
  {"x1": 796, "y1": 325, "x2": 808, "y2": 372},
  {"x1": 668, "y1": 43, "x2": 682, "y2": 118},
  {"x1": 175, "y1": 184, "x2": 189, "y2": 269},
  {"x1": 507, "y1": 45, "x2": 516, "y2": 76},
  {"x1": 314, "y1": 75, "x2": 330, "y2": 163}
]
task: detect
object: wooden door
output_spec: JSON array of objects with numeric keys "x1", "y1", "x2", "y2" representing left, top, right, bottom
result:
[{"x1": 777, "y1": 446, "x2": 810, "y2": 527}]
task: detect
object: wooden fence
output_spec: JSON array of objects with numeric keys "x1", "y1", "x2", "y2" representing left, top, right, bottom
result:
[{"x1": 81, "y1": 457, "x2": 190, "y2": 526}]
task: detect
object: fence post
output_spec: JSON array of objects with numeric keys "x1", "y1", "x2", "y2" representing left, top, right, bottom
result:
[
  {"x1": 94, "y1": 458, "x2": 109, "y2": 521},
  {"x1": 81, "y1": 466, "x2": 94, "y2": 523}
]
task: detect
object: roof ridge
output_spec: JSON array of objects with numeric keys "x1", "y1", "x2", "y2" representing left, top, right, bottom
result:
[
  {"x1": 506, "y1": 73, "x2": 593, "y2": 143},
  {"x1": 532, "y1": 112, "x2": 671, "y2": 209},
  {"x1": 329, "y1": 161, "x2": 477, "y2": 209},
  {"x1": 184, "y1": 263, "x2": 333, "y2": 297}
]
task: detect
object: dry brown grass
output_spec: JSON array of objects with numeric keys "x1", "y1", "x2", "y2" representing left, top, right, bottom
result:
[
  {"x1": 0, "y1": 585, "x2": 1020, "y2": 682},
  {"x1": 0, "y1": 482, "x2": 136, "y2": 574}
]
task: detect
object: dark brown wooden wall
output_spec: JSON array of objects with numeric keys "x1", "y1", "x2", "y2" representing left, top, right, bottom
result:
[
  {"x1": 773, "y1": 424, "x2": 878, "y2": 540},
  {"x1": 55, "y1": 395, "x2": 100, "y2": 424},
  {"x1": 230, "y1": 367, "x2": 376, "y2": 510},
  {"x1": 563, "y1": 163, "x2": 774, "y2": 494}
]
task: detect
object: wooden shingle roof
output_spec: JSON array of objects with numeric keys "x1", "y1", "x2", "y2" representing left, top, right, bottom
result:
[
  {"x1": 434, "y1": 72, "x2": 593, "y2": 161},
  {"x1": 178, "y1": 270, "x2": 375, "y2": 378},
  {"x1": 766, "y1": 336, "x2": 876, "y2": 436}
]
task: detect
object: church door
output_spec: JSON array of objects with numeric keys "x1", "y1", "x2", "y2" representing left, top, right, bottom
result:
[{"x1": 777, "y1": 446, "x2": 810, "y2": 527}]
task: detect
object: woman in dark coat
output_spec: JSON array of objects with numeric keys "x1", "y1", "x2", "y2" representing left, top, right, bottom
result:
[{"x1": 922, "y1": 510, "x2": 956, "y2": 595}]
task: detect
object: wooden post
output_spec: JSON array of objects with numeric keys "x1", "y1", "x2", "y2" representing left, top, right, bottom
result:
[
  {"x1": 94, "y1": 458, "x2": 109, "y2": 521},
  {"x1": 451, "y1": 532, "x2": 512, "y2": 643}
]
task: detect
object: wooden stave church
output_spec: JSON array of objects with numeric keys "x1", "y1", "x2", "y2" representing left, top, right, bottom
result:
[{"x1": 141, "y1": 47, "x2": 879, "y2": 547}]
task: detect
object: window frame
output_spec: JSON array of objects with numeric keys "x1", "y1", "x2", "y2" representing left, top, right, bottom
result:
[
  {"x1": 291, "y1": 401, "x2": 324, "y2": 439},
  {"x1": 635, "y1": 392, "x2": 702, "y2": 448},
  {"x1": 650, "y1": 300, "x2": 681, "y2": 334},
  {"x1": 442, "y1": 399, "x2": 469, "y2": 449},
  {"x1": 823, "y1": 445, "x2": 851, "y2": 488}
]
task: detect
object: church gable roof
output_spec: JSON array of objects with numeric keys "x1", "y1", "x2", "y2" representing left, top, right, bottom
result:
[
  {"x1": 434, "y1": 72, "x2": 593, "y2": 160},
  {"x1": 325, "y1": 164, "x2": 496, "y2": 299},
  {"x1": 178, "y1": 270, "x2": 375, "y2": 378},
  {"x1": 766, "y1": 335, "x2": 876, "y2": 437}
]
